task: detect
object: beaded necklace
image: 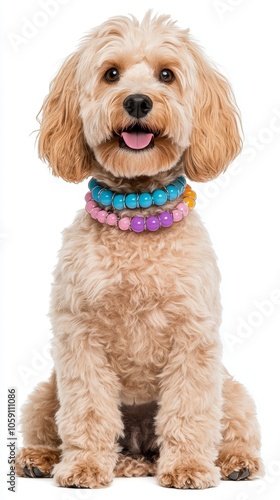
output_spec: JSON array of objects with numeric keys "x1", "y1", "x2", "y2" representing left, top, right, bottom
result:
[
  {"x1": 85, "y1": 177, "x2": 197, "y2": 233},
  {"x1": 88, "y1": 176, "x2": 187, "y2": 209}
]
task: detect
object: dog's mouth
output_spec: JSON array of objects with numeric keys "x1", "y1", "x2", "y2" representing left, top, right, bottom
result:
[{"x1": 117, "y1": 125, "x2": 159, "y2": 151}]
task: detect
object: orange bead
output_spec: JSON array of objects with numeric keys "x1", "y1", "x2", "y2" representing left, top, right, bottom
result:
[
  {"x1": 183, "y1": 189, "x2": 197, "y2": 200},
  {"x1": 185, "y1": 184, "x2": 192, "y2": 191},
  {"x1": 183, "y1": 197, "x2": 196, "y2": 209}
]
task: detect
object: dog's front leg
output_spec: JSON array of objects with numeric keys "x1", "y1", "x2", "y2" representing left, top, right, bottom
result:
[
  {"x1": 51, "y1": 315, "x2": 123, "y2": 488},
  {"x1": 156, "y1": 327, "x2": 223, "y2": 489}
]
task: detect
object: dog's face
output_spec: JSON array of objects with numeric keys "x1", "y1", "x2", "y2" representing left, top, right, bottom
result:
[
  {"x1": 38, "y1": 13, "x2": 241, "y2": 182},
  {"x1": 76, "y1": 16, "x2": 197, "y2": 178}
]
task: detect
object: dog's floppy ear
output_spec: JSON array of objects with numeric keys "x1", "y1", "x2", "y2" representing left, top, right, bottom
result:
[
  {"x1": 183, "y1": 44, "x2": 242, "y2": 182},
  {"x1": 38, "y1": 53, "x2": 94, "y2": 182}
]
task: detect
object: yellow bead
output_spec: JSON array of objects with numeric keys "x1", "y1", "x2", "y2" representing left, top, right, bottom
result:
[
  {"x1": 183, "y1": 189, "x2": 197, "y2": 200},
  {"x1": 183, "y1": 197, "x2": 196, "y2": 209}
]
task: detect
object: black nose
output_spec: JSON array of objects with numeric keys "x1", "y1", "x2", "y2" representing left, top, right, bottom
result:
[{"x1": 123, "y1": 94, "x2": 153, "y2": 118}]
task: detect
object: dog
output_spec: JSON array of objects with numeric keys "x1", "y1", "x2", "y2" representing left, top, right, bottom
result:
[{"x1": 15, "y1": 12, "x2": 263, "y2": 489}]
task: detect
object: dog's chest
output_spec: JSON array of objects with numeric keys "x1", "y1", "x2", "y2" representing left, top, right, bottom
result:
[
  {"x1": 58, "y1": 211, "x2": 215, "y2": 402},
  {"x1": 93, "y1": 249, "x2": 175, "y2": 396},
  {"x1": 84, "y1": 223, "x2": 191, "y2": 401}
]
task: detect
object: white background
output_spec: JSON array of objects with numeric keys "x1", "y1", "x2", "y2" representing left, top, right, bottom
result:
[{"x1": 1, "y1": 0, "x2": 280, "y2": 499}]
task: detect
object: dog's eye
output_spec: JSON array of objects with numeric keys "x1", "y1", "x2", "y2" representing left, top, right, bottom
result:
[
  {"x1": 159, "y1": 69, "x2": 175, "y2": 83},
  {"x1": 104, "y1": 68, "x2": 120, "y2": 83}
]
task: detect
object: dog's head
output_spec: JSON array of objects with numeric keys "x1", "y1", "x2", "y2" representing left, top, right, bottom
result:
[{"x1": 38, "y1": 12, "x2": 241, "y2": 182}]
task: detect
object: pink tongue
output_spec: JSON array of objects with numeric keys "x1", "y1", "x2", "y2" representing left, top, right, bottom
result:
[{"x1": 121, "y1": 131, "x2": 154, "y2": 150}]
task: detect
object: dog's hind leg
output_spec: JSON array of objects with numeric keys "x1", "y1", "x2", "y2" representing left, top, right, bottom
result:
[
  {"x1": 218, "y1": 369, "x2": 264, "y2": 481},
  {"x1": 15, "y1": 370, "x2": 61, "y2": 478}
]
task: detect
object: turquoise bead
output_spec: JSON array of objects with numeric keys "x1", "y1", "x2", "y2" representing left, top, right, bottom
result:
[
  {"x1": 99, "y1": 189, "x2": 113, "y2": 206},
  {"x1": 139, "y1": 193, "x2": 153, "y2": 208},
  {"x1": 92, "y1": 185, "x2": 102, "y2": 202},
  {"x1": 113, "y1": 194, "x2": 125, "y2": 210},
  {"x1": 166, "y1": 184, "x2": 178, "y2": 201},
  {"x1": 126, "y1": 193, "x2": 137, "y2": 209},
  {"x1": 88, "y1": 178, "x2": 98, "y2": 190},
  {"x1": 153, "y1": 189, "x2": 168, "y2": 206},
  {"x1": 174, "y1": 180, "x2": 184, "y2": 194},
  {"x1": 178, "y1": 176, "x2": 186, "y2": 187}
]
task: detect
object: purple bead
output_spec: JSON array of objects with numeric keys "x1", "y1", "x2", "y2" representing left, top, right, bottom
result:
[
  {"x1": 146, "y1": 216, "x2": 160, "y2": 231},
  {"x1": 159, "y1": 211, "x2": 173, "y2": 227},
  {"x1": 130, "y1": 216, "x2": 145, "y2": 233}
]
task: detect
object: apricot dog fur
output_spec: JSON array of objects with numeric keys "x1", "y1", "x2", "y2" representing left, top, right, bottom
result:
[{"x1": 16, "y1": 13, "x2": 263, "y2": 489}]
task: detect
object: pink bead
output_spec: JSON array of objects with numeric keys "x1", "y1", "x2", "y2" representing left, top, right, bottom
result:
[
  {"x1": 97, "y1": 210, "x2": 108, "y2": 223},
  {"x1": 90, "y1": 207, "x2": 101, "y2": 219},
  {"x1": 172, "y1": 209, "x2": 183, "y2": 222},
  {"x1": 118, "y1": 217, "x2": 130, "y2": 231},
  {"x1": 107, "y1": 213, "x2": 118, "y2": 226},
  {"x1": 176, "y1": 202, "x2": 188, "y2": 217},
  {"x1": 85, "y1": 200, "x2": 97, "y2": 213},
  {"x1": 85, "y1": 191, "x2": 92, "y2": 202}
]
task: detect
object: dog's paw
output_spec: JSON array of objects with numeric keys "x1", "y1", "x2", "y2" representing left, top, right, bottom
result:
[
  {"x1": 15, "y1": 446, "x2": 61, "y2": 478},
  {"x1": 53, "y1": 459, "x2": 112, "y2": 488},
  {"x1": 218, "y1": 454, "x2": 264, "y2": 481},
  {"x1": 157, "y1": 463, "x2": 220, "y2": 489}
]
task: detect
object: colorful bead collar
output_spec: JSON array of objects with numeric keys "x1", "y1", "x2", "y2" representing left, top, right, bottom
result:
[
  {"x1": 88, "y1": 176, "x2": 187, "y2": 209},
  {"x1": 85, "y1": 177, "x2": 197, "y2": 233}
]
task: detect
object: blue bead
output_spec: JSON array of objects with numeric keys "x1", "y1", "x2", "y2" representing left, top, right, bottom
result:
[
  {"x1": 153, "y1": 189, "x2": 168, "y2": 206},
  {"x1": 99, "y1": 189, "x2": 113, "y2": 206},
  {"x1": 113, "y1": 194, "x2": 125, "y2": 210},
  {"x1": 139, "y1": 193, "x2": 153, "y2": 208},
  {"x1": 174, "y1": 180, "x2": 184, "y2": 195},
  {"x1": 126, "y1": 193, "x2": 137, "y2": 209},
  {"x1": 177, "y1": 177, "x2": 186, "y2": 193},
  {"x1": 92, "y1": 185, "x2": 102, "y2": 201},
  {"x1": 178, "y1": 176, "x2": 186, "y2": 186},
  {"x1": 88, "y1": 178, "x2": 98, "y2": 190},
  {"x1": 166, "y1": 184, "x2": 178, "y2": 201}
]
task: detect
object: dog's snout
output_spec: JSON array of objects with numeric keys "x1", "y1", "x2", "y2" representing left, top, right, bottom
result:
[{"x1": 123, "y1": 94, "x2": 153, "y2": 118}]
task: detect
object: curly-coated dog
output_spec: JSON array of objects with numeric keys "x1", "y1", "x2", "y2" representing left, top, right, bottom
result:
[{"x1": 15, "y1": 12, "x2": 263, "y2": 489}]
